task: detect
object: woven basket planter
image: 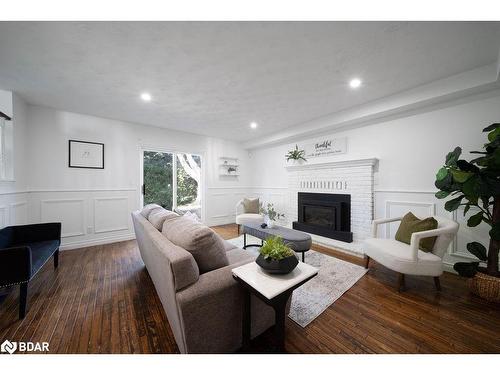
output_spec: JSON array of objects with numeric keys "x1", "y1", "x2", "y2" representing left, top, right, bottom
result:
[{"x1": 466, "y1": 272, "x2": 500, "y2": 303}]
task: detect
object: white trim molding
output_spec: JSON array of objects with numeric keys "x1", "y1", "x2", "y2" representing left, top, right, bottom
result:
[{"x1": 285, "y1": 158, "x2": 378, "y2": 171}]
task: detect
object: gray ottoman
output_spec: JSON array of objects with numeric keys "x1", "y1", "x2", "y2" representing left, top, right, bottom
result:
[{"x1": 242, "y1": 223, "x2": 312, "y2": 262}]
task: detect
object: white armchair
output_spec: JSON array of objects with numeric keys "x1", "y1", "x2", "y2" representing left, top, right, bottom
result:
[
  {"x1": 235, "y1": 198, "x2": 265, "y2": 235},
  {"x1": 363, "y1": 215, "x2": 459, "y2": 291}
]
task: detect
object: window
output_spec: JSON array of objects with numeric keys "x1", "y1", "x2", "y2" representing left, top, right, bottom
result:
[{"x1": 142, "y1": 150, "x2": 202, "y2": 219}]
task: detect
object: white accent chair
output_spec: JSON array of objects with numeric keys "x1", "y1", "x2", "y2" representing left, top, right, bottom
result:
[
  {"x1": 235, "y1": 198, "x2": 265, "y2": 235},
  {"x1": 363, "y1": 215, "x2": 459, "y2": 291}
]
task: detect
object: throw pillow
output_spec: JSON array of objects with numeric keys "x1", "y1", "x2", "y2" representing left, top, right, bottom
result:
[
  {"x1": 243, "y1": 198, "x2": 259, "y2": 214},
  {"x1": 395, "y1": 212, "x2": 438, "y2": 252},
  {"x1": 162, "y1": 216, "x2": 229, "y2": 273},
  {"x1": 140, "y1": 203, "x2": 161, "y2": 218},
  {"x1": 148, "y1": 207, "x2": 178, "y2": 230},
  {"x1": 183, "y1": 211, "x2": 200, "y2": 222}
]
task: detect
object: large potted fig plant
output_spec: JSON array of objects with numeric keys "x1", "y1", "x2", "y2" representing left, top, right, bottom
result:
[{"x1": 435, "y1": 123, "x2": 500, "y2": 302}]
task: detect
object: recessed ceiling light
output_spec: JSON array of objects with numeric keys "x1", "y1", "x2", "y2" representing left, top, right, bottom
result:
[
  {"x1": 140, "y1": 92, "x2": 152, "y2": 102},
  {"x1": 349, "y1": 78, "x2": 362, "y2": 89},
  {"x1": 250, "y1": 122, "x2": 258, "y2": 129}
]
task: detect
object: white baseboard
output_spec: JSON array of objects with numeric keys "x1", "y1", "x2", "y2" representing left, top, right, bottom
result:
[
  {"x1": 442, "y1": 261, "x2": 458, "y2": 275},
  {"x1": 60, "y1": 232, "x2": 136, "y2": 251}
]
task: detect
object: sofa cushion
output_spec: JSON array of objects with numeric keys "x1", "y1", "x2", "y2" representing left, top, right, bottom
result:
[
  {"x1": 140, "y1": 203, "x2": 162, "y2": 218},
  {"x1": 235, "y1": 213, "x2": 264, "y2": 226},
  {"x1": 226, "y1": 247, "x2": 255, "y2": 265},
  {"x1": 148, "y1": 208, "x2": 178, "y2": 230},
  {"x1": 364, "y1": 238, "x2": 443, "y2": 276},
  {"x1": 243, "y1": 198, "x2": 259, "y2": 214},
  {"x1": 162, "y1": 216, "x2": 229, "y2": 273},
  {"x1": 223, "y1": 239, "x2": 238, "y2": 252},
  {"x1": 395, "y1": 212, "x2": 438, "y2": 252}
]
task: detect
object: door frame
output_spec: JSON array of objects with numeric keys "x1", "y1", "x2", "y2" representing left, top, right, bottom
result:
[{"x1": 139, "y1": 145, "x2": 206, "y2": 223}]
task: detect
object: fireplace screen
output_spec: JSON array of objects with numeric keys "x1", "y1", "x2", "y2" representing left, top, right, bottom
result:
[{"x1": 303, "y1": 205, "x2": 335, "y2": 228}]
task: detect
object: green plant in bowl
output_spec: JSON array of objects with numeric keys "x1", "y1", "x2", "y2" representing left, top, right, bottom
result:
[
  {"x1": 259, "y1": 236, "x2": 294, "y2": 260},
  {"x1": 256, "y1": 236, "x2": 299, "y2": 274}
]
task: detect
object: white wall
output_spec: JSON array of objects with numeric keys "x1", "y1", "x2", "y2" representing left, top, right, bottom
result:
[
  {"x1": 18, "y1": 104, "x2": 250, "y2": 249},
  {"x1": 247, "y1": 93, "x2": 500, "y2": 270},
  {"x1": 0, "y1": 90, "x2": 29, "y2": 227}
]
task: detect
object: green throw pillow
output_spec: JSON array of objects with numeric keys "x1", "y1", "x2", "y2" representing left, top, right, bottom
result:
[
  {"x1": 243, "y1": 198, "x2": 259, "y2": 214},
  {"x1": 395, "y1": 212, "x2": 438, "y2": 252}
]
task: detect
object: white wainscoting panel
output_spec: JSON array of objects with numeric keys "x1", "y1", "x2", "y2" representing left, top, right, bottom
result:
[
  {"x1": 451, "y1": 207, "x2": 490, "y2": 261},
  {"x1": 10, "y1": 201, "x2": 28, "y2": 225},
  {"x1": 205, "y1": 187, "x2": 252, "y2": 226},
  {"x1": 30, "y1": 188, "x2": 137, "y2": 250},
  {"x1": 94, "y1": 197, "x2": 129, "y2": 233},
  {"x1": 41, "y1": 199, "x2": 86, "y2": 237},
  {"x1": 0, "y1": 205, "x2": 8, "y2": 228},
  {"x1": 384, "y1": 200, "x2": 436, "y2": 239}
]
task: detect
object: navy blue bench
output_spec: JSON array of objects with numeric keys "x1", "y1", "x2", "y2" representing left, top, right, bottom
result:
[{"x1": 0, "y1": 223, "x2": 61, "y2": 319}]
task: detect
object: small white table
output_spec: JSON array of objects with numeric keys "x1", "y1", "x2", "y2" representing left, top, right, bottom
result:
[{"x1": 232, "y1": 261, "x2": 318, "y2": 352}]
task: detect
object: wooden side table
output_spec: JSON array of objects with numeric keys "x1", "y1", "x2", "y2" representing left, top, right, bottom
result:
[{"x1": 232, "y1": 261, "x2": 318, "y2": 352}]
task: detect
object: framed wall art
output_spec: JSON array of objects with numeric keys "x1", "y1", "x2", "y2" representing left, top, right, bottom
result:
[{"x1": 68, "y1": 140, "x2": 104, "y2": 169}]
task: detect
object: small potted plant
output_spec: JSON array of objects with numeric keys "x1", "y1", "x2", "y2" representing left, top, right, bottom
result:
[
  {"x1": 435, "y1": 123, "x2": 500, "y2": 302},
  {"x1": 256, "y1": 236, "x2": 299, "y2": 274},
  {"x1": 285, "y1": 144, "x2": 307, "y2": 165},
  {"x1": 259, "y1": 202, "x2": 285, "y2": 228}
]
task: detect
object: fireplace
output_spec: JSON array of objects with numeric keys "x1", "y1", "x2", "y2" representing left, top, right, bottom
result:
[{"x1": 292, "y1": 192, "x2": 353, "y2": 242}]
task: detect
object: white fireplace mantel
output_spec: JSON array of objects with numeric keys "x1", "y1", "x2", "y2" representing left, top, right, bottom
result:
[
  {"x1": 285, "y1": 157, "x2": 378, "y2": 172},
  {"x1": 285, "y1": 156, "x2": 378, "y2": 254}
]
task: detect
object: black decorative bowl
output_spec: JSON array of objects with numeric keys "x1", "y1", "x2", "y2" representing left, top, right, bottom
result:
[{"x1": 256, "y1": 254, "x2": 299, "y2": 274}]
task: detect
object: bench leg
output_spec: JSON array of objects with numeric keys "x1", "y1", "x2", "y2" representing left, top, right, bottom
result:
[
  {"x1": 302, "y1": 252, "x2": 305, "y2": 263},
  {"x1": 364, "y1": 255, "x2": 370, "y2": 269},
  {"x1": 19, "y1": 283, "x2": 28, "y2": 319},
  {"x1": 433, "y1": 276, "x2": 441, "y2": 291},
  {"x1": 54, "y1": 249, "x2": 60, "y2": 269},
  {"x1": 398, "y1": 273, "x2": 406, "y2": 292}
]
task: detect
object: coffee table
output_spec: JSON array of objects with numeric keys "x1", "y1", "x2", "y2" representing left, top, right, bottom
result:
[
  {"x1": 242, "y1": 223, "x2": 312, "y2": 262},
  {"x1": 232, "y1": 261, "x2": 318, "y2": 352}
]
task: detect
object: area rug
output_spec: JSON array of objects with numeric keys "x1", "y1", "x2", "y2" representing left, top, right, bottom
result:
[{"x1": 227, "y1": 235, "x2": 368, "y2": 327}]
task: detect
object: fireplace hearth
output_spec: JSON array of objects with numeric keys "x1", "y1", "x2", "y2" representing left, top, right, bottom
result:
[{"x1": 292, "y1": 192, "x2": 353, "y2": 242}]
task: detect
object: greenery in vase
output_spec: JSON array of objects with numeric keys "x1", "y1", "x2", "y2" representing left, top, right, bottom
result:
[
  {"x1": 259, "y1": 236, "x2": 294, "y2": 260},
  {"x1": 259, "y1": 202, "x2": 285, "y2": 221},
  {"x1": 286, "y1": 144, "x2": 307, "y2": 162},
  {"x1": 434, "y1": 123, "x2": 500, "y2": 278}
]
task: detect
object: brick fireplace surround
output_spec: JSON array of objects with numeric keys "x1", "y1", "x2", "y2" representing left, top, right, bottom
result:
[{"x1": 286, "y1": 158, "x2": 378, "y2": 255}]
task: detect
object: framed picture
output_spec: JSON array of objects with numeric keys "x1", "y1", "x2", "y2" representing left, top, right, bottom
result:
[{"x1": 68, "y1": 140, "x2": 104, "y2": 169}]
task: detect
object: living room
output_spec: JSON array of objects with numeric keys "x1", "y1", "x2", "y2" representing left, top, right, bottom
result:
[{"x1": 0, "y1": 1, "x2": 499, "y2": 372}]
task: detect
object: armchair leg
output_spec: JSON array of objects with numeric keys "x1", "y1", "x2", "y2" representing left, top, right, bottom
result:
[
  {"x1": 433, "y1": 276, "x2": 441, "y2": 291},
  {"x1": 398, "y1": 273, "x2": 405, "y2": 292},
  {"x1": 364, "y1": 256, "x2": 370, "y2": 269},
  {"x1": 19, "y1": 282, "x2": 28, "y2": 319},
  {"x1": 54, "y1": 249, "x2": 60, "y2": 268}
]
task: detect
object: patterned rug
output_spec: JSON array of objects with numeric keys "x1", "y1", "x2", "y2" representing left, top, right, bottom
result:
[{"x1": 227, "y1": 235, "x2": 368, "y2": 327}]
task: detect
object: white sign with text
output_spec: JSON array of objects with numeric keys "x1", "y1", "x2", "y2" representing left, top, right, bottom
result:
[{"x1": 303, "y1": 137, "x2": 347, "y2": 158}]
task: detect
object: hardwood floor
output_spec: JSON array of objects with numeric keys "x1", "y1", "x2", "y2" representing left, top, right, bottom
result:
[
  {"x1": 0, "y1": 224, "x2": 499, "y2": 353},
  {"x1": 0, "y1": 240, "x2": 179, "y2": 354}
]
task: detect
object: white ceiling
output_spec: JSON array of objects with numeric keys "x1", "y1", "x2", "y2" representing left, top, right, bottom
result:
[{"x1": 0, "y1": 22, "x2": 499, "y2": 142}]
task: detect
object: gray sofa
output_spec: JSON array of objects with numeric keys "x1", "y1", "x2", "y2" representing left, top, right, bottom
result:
[{"x1": 131, "y1": 206, "x2": 275, "y2": 353}]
